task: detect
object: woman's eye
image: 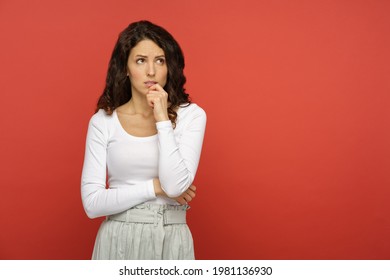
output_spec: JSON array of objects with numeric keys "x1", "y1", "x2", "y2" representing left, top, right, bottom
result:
[
  {"x1": 136, "y1": 58, "x2": 145, "y2": 64},
  {"x1": 156, "y1": 58, "x2": 165, "y2": 65}
]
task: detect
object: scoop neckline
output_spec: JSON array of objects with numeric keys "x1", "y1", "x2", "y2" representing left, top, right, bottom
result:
[{"x1": 113, "y1": 110, "x2": 158, "y2": 141}]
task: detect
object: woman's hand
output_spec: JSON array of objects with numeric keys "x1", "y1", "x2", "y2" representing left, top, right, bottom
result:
[
  {"x1": 153, "y1": 178, "x2": 197, "y2": 205},
  {"x1": 174, "y1": 185, "x2": 196, "y2": 205},
  {"x1": 146, "y1": 83, "x2": 169, "y2": 122}
]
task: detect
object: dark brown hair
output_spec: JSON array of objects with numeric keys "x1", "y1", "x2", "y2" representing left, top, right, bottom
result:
[{"x1": 96, "y1": 20, "x2": 190, "y2": 127}]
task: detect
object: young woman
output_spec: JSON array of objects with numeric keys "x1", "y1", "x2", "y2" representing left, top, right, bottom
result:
[{"x1": 81, "y1": 20, "x2": 206, "y2": 260}]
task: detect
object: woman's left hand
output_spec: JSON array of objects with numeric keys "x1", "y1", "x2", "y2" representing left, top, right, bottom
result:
[
  {"x1": 174, "y1": 185, "x2": 197, "y2": 205},
  {"x1": 146, "y1": 83, "x2": 169, "y2": 122}
]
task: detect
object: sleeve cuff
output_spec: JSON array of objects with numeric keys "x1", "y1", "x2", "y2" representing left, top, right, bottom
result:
[
  {"x1": 156, "y1": 120, "x2": 172, "y2": 130},
  {"x1": 146, "y1": 179, "x2": 156, "y2": 198}
]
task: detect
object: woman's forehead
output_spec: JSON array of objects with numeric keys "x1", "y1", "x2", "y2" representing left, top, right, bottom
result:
[{"x1": 130, "y1": 39, "x2": 165, "y2": 56}]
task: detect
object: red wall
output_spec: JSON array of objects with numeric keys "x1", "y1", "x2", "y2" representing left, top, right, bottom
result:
[{"x1": 0, "y1": 0, "x2": 389, "y2": 259}]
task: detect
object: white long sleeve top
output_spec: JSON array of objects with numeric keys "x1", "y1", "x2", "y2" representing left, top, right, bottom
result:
[{"x1": 81, "y1": 103, "x2": 206, "y2": 219}]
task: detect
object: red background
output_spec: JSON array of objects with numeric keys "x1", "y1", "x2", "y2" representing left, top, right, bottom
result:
[{"x1": 0, "y1": 0, "x2": 389, "y2": 259}]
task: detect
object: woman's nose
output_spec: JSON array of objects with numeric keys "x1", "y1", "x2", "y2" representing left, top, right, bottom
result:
[{"x1": 147, "y1": 62, "x2": 155, "y2": 76}]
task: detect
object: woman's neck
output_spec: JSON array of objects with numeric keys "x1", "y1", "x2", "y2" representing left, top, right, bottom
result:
[{"x1": 125, "y1": 94, "x2": 153, "y2": 117}]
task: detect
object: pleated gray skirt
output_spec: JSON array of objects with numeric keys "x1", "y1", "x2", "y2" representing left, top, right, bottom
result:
[{"x1": 91, "y1": 203, "x2": 194, "y2": 260}]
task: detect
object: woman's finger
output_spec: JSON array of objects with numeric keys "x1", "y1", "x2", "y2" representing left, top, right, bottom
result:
[
  {"x1": 182, "y1": 193, "x2": 192, "y2": 202},
  {"x1": 175, "y1": 197, "x2": 186, "y2": 205},
  {"x1": 185, "y1": 189, "x2": 195, "y2": 198}
]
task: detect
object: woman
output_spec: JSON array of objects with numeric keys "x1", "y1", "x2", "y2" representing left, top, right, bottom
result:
[{"x1": 81, "y1": 20, "x2": 206, "y2": 260}]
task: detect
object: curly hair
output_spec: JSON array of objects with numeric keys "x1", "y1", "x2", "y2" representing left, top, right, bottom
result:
[{"x1": 96, "y1": 20, "x2": 191, "y2": 128}]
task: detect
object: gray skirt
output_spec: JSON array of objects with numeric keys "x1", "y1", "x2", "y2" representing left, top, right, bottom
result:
[{"x1": 92, "y1": 203, "x2": 194, "y2": 260}]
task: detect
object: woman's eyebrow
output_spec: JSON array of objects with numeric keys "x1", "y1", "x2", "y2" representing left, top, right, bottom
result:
[{"x1": 135, "y1": 54, "x2": 165, "y2": 58}]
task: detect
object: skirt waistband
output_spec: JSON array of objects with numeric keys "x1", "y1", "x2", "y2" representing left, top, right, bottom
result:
[{"x1": 108, "y1": 203, "x2": 188, "y2": 226}]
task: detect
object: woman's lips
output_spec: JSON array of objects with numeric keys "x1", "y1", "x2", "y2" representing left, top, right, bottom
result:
[{"x1": 145, "y1": 81, "x2": 157, "y2": 87}]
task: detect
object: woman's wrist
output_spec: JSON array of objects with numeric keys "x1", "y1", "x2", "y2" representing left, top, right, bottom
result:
[
  {"x1": 155, "y1": 114, "x2": 169, "y2": 122},
  {"x1": 153, "y1": 178, "x2": 166, "y2": 196}
]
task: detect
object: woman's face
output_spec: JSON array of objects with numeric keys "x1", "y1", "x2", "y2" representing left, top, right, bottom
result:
[{"x1": 127, "y1": 39, "x2": 168, "y2": 96}]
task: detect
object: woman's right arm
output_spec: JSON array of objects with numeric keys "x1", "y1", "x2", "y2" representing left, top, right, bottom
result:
[{"x1": 81, "y1": 112, "x2": 156, "y2": 219}]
